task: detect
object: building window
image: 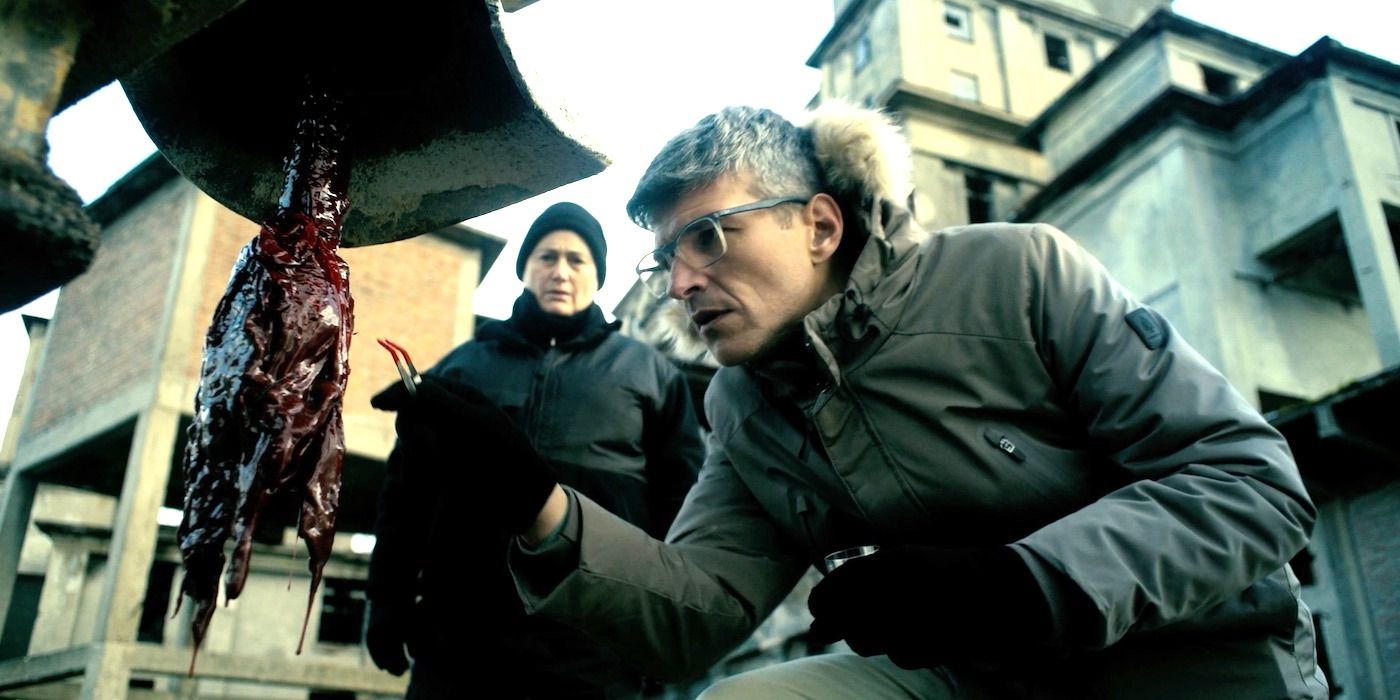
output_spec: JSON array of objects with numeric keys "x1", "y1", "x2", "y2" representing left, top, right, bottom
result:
[
  {"x1": 1256, "y1": 214, "x2": 1360, "y2": 304},
  {"x1": 317, "y1": 577, "x2": 369, "y2": 645},
  {"x1": 853, "y1": 35, "x2": 871, "y2": 72},
  {"x1": 1258, "y1": 389, "x2": 1306, "y2": 416},
  {"x1": 1201, "y1": 65, "x2": 1238, "y2": 98},
  {"x1": 965, "y1": 172, "x2": 994, "y2": 223},
  {"x1": 1045, "y1": 34, "x2": 1071, "y2": 72},
  {"x1": 945, "y1": 2, "x2": 972, "y2": 41},
  {"x1": 0, "y1": 574, "x2": 43, "y2": 660},
  {"x1": 137, "y1": 561, "x2": 177, "y2": 643}
]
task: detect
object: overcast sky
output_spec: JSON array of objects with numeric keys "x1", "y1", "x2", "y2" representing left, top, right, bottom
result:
[{"x1": 3, "y1": 0, "x2": 1397, "y2": 449}]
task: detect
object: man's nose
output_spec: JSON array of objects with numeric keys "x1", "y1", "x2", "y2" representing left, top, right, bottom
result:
[{"x1": 668, "y1": 258, "x2": 705, "y2": 300}]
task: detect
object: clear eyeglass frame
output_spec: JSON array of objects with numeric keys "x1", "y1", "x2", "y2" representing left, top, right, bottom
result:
[{"x1": 634, "y1": 196, "x2": 810, "y2": 299}]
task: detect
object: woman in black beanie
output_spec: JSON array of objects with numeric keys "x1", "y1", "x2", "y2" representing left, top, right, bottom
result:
[{"x1": 366, "y1": 202, "x2": 705, "y2": 699}]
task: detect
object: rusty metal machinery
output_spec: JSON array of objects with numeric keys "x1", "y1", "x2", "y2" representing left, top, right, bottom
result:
[
  {"x1": 0, "y1": 0, "x2": 605, "y2": 312},
  {"x1": 1, "y1": 0, "x2": 248, "y2": 312}
]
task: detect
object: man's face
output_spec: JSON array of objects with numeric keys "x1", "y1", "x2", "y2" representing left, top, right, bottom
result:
[
  {"x1": 524, "y1": 230, "x2": 598, "y2": 316},
  {"x1": 660, "y1": 176, "x2": 828, "y2": 366}
]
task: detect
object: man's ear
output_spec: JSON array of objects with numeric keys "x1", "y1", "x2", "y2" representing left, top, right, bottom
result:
[{"x1": 808, "y1": 193, "x2": 844, "y2": 265}]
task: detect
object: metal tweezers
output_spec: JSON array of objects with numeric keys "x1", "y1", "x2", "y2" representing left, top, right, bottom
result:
[{"x1": 377, "y1": 338, "x2": 421, "y2": 396}]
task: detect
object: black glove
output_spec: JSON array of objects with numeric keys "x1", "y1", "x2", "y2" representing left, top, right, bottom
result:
[
  {"x1": 807, "y1": 545, "x2": 1053, "y2": 669},
  {"x1": 371, "y1": 376, "x2": 558, "y2": 534},
  {"x1": 364, "y1": 600, "x2": 411, "y2": 676}
]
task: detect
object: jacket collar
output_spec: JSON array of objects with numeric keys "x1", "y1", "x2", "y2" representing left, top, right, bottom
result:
[
  {"x1": 775, "y1": 199, "x2": 928, "y2": 386},
  {"x1": 477, "y1": 293, "x2": 618, "y2": 353}
]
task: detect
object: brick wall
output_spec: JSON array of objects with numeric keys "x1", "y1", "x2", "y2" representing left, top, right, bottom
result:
[
  {"x1": 22, "y1": 182, "x2": 191, "y2": 439},
  {"x1": 181, "y1": 202, "x2": 260, "y2": 382},
  {"x1": 340, "y1": 234, "x2": 473, "y2": 417},
  {"x1": 182, "y1": 207, "x2": 481, "y2": 436}
]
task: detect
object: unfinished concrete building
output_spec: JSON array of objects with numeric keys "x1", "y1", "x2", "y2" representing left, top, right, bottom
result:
[{"x1": 0, "y1": 156, "x2": 505, "y2": 697}]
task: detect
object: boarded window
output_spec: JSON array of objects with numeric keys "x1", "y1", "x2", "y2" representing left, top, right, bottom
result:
[{"x1": 950, "y1": 71, "x2": 979, "y2": 102}]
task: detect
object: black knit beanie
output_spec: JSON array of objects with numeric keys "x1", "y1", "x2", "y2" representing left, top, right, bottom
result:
[{"x1": 516, "y1": 202, "x2": 607, "y2": 287}]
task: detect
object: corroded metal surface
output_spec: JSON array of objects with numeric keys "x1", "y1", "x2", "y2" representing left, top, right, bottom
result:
[
  {"x1": 0, "y1": 0, "x2": 97, "y2": 312},
  {"x1": 122, "y1": 0, "x2": 607, "y2": 247},
  {"x1": 1, "y1": 0, "x2": 244, "y2": 311},
  {"x1": 0, "y1": 150, "x2": 98, "y2": 313}
]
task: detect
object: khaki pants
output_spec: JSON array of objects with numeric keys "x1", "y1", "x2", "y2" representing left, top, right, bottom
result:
[
  {"x1": 696, "y1": 645, "x2": 1329, "y2": 700},
  {"x1": 696, "y1": 654, "x2": 987, "y2": 700}
]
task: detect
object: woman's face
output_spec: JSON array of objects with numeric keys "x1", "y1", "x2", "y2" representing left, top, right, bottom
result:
[{"x1": 524, "y1": 230, "x2": 598, "y2": 316}]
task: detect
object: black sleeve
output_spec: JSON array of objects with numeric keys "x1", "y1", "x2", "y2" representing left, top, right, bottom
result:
[
  {"x1": 366, "y1": 440, "x2": 431, "y2": 606},
  {"x1": 642, "y1": 364, "x2": 705, "y2": 539}
]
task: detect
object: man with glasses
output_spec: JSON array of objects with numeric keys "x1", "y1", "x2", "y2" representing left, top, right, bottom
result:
[{"x1": 381, "y1": 104, "x2": 1327, "y2": 698}]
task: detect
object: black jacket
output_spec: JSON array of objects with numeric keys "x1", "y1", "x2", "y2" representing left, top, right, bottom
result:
[{"x1": 368, "y1": 300, "x2": 704, "y2": 695}]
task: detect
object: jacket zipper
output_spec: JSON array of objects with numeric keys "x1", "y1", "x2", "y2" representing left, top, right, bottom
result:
[{"x1": 528, "y1": 344, "x2": 563, "y2": 439}]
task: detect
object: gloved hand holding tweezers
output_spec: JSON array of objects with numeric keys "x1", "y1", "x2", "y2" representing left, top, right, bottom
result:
[
  {"x1": 377, "y1": 338, "x2": 421, "y2": 396},
  {"x1": 369, "y1": 343, "x2": 557, "y2": 534}
]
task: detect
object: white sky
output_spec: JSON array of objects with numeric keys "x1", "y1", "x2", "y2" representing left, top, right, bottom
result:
[{"x1": 2, "y1": 0, "x2": 1398, "y2": 448}]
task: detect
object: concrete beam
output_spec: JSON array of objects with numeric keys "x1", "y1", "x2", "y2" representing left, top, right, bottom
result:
[
  {"x1": 0, "y1": 644, "x2": 88, "y2": 691},
  {"x1": 125, "y1": 644, "x2": 408, "y2": 694},
  {"x1": 0, "y1": 641, "x2": 405, "y2": 697}
]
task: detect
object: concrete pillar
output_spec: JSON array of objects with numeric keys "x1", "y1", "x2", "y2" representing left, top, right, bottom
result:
[
  {"x1": 78, "y1": 406, "x2": 178, "y2": 700},
  {"x1": 79, "y1": 187, "x2": 210, "y2": 699},
  {"x1": 79, "y1": 641, "x2": 130, "y2": 699},
  {"x1": 0, "y1": 306, "x2": 52, "y2": 638},
  {"x1": 1322, "y1": 75, "x2": 1400, "y2": 367},
  {"x1": 26, "y1": 533, "x2": 91, "y2": 654},
  {"x1": 87, "y1": 405, "x2": 180, "y2": 649},
  {"x1": 86, "y1": 184, "x2": 206, "y2": 645},
  {"x1": 0, "y1": 468, "x2": 38, "y2": 635}
]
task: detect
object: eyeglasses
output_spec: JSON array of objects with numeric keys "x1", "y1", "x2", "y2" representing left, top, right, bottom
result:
[{"x1": 634, "y1": 196, "x2": 810, "y2": 299}]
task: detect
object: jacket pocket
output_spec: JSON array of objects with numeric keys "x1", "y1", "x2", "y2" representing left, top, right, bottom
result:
[
  {"x1": 982, "y1": 426, "x2": 1027, "y2": 463},
  {"x1": 979, "y1": 424, "x2": 1077, "y2": 502}
]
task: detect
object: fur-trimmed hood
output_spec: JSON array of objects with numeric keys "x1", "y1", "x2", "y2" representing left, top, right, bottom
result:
[{"x1": 801, "y1": 100, "x2": 913, "y2": 211}]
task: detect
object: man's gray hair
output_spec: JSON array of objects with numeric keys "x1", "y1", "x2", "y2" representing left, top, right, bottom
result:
[{"x1": 626, "y1": 107, "x2": 824, "y2": 232}]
